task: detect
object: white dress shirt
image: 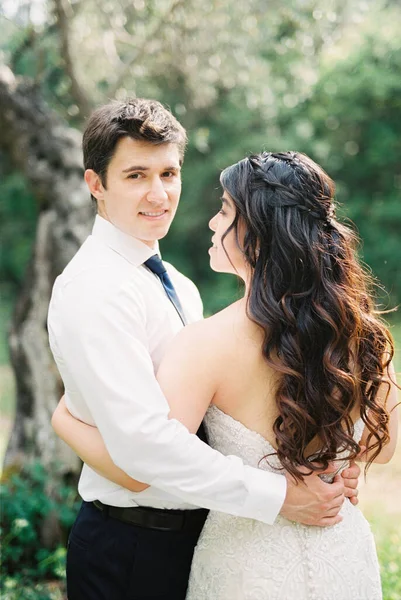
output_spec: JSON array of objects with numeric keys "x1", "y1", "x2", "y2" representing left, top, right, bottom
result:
[{"x1": 48, "y1": 215, "x2": 286, "y2": 524}]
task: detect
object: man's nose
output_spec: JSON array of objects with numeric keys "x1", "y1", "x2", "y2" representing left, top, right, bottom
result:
[{"x1": 147, "y1": 177, "x2": 168, "y2": 204}]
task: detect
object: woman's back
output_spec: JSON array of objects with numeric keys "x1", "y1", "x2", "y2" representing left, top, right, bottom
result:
[
  {"x1": 202, "y1": 300, "x2": 361, "y2": 451},
  {"x1": 185, "y1": 303, "x2": 382, "y2": 600},
  {"x1": 205, "y1": 299, "x2": 281, "y2": 444}
]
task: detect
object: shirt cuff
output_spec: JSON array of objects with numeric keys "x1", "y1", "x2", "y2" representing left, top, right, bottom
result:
[{"x1": 240, "y1": 467, "x2": 287, "y2": 525}]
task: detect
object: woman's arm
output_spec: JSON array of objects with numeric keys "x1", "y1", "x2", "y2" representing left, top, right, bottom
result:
[
  {"x1": 359, "y1": 360, "x2": 399, "y2": 464},
  {"x1": 52, "y1": 321, "x2": 219, "y2": 490},
  {"x1": 156, "y1": 321, "x2": 220, "y2": 432},
  {"x1": 51, "y1": 398, "x2": 148, "y2": 492}
]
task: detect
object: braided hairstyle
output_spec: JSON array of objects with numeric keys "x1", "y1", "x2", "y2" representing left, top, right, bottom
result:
[{"x1": 220, "y1": 151, "x2": 394, "y2": 480}]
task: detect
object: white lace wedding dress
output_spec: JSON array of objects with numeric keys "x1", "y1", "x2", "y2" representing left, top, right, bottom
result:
[{"x1": 187, "y1": 405, "x2": 382, "y2": 600}]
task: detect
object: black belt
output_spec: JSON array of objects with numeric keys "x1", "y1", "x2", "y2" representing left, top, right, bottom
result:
[{"x1": 92, "y1": 500, "x2": 208, "y2": 533}]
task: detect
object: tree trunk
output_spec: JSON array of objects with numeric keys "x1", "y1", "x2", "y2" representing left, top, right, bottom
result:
[{"x1": 0, "y1": 66, "x2": 93, "y2": 475}]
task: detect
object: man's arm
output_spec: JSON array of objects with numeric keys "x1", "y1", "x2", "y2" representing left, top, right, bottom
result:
[
  {"x1": 49, "y1": 275, "x2": 286, "y2": 524},
  {"x1": 49, "y1": 274, "x2": 344, "y2": 526}
]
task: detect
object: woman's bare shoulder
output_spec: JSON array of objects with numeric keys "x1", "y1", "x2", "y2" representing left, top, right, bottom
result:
[{"x1": 167, "y1": 300, "x2": 246, "y2": 358}]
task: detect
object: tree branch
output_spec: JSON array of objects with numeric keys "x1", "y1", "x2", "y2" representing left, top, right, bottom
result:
[
  {"x1": 108, "y1": 0, "x2": 187, "y2": 97},
  {"x1": 53, "y1": 0, "x2": 93, "y2": 119}
]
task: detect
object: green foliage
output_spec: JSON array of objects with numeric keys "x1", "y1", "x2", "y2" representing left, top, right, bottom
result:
[
  {"x1": 285, "y1": 11, "x2": 401, "y2": 308},
  {"x1": 0, "y1": 462, "x2": 80, "y2": 595},
  {"x1": 0, "y1": 10, "x2": 80, "y2": 124},
  {"x1": 368, "y1": 515, "x2": 401, "y2": 600},
  {"x1": 380, "y1": 533, "x2": 401, "y2": 600},
  {"x1": 163, "y1": 23, "x2": 401, "y2": 311},
  {"x1": 1, "y1": 1, "x2": 400, "y2": 317},
  {"x1": 0, "y1": 579, "x2": 65, "y2": 600}
]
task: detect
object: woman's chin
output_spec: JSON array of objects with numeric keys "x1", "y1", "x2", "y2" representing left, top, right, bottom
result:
[
  {"x1": 209, "y1": 256, "x2": 222, "y2": 273},
  {"x1": 209, "y1": 259, "x2": 219, "y2": 272},
  {"x1": 208, "y1": 260, "x2": 229, "y2": 275}
]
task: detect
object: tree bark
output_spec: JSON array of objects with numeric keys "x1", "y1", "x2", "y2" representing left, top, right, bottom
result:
[{"x1": 0, "y1": 66, "x2": 93, "y2": 475}]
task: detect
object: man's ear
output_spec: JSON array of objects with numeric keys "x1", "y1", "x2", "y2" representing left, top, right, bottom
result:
[{"x1": 84, "y1": 169, "x2": 104, "y2": 201}]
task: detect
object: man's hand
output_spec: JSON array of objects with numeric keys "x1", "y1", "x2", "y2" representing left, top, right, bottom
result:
[
  {"x1": 341, "y1": 447, "x2": 364, "y2": 506},
  {"x1": 280, "y1": 470, "x2": 345, "y2": 526}
]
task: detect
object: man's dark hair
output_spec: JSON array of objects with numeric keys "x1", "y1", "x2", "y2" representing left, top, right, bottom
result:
[{"x1": 83, "y1": 98, "x2": 187, "y2": 201}]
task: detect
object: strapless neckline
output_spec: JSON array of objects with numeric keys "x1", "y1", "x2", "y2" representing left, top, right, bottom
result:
[
  {"x1": 206, "y1": 403, "x2": 365, "y2": 471},
  {"x1": 208, "y1": 404, "x2": 278, "y2": 454}
]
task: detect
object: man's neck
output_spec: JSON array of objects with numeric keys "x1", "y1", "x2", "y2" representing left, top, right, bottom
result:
[{"x1": 97, "y1": 213, "x2": 157, "y2": 250}]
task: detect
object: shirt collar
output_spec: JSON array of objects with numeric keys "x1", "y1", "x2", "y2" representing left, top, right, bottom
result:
[{"x1": 92, "y1": 215, "x2": 160, "y2": 267}]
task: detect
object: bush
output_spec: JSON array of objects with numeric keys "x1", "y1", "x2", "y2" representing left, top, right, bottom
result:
[{"x1": 0, "y1": 462, "x2": 80, "y2": 598}]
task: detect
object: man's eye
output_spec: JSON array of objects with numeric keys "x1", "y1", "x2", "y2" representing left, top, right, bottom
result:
[
  {"x1": 162, "y1": 171, "x2": 174, "y2": 178},
  {"x1": 128, "y1": 173, "x2": 142, "y2": 179}
]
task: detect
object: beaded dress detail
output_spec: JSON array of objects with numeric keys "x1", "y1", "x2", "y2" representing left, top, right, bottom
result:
[{"x1": 187, "y1": 405, "x2": 382, "y2": 600}]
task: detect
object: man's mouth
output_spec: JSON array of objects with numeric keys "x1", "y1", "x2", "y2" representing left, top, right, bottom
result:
[{"x1": 139, "y1": 210, "x2": 167, "y2": 218}]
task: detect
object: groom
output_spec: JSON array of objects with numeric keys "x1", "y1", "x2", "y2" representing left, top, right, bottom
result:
[{"x1": 48, "y1": 98, "x2": 360, "y2": 600}]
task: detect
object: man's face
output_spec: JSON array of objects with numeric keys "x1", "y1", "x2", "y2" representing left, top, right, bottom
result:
[{"x1": 85, "y1": 137, "x2": 182, "y2": 247}]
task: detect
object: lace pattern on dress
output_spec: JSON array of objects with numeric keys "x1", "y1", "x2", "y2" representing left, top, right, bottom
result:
[{"x1": 186, "y1": 406, "x2": 381, "y2": 600}]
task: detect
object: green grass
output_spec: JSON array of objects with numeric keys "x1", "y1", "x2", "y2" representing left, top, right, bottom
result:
[{"x1": 368, "y1": 513, "x2": 401, "y2": 600}]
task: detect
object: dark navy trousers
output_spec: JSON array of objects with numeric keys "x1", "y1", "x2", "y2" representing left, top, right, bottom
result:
[{"x1": 66, "y1": 501, "x2": 207, "y2": 600}]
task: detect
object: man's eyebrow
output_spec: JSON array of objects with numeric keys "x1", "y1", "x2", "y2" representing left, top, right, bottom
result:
[
  {"x1": 122, "y1": 165, "x2": 150, "y2": 173},
  {"x1": 122, "y1": 165, "x2": 181, "y2": 173}
]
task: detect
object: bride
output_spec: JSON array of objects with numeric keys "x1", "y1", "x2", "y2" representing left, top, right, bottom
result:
[{"x1": 53, "y1": 151, "x2": 398, "y2": 599}]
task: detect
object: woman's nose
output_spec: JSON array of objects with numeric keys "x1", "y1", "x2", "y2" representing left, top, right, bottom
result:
[{"x1": 209, "y1": 213, "x2": 218, "y2": 231}]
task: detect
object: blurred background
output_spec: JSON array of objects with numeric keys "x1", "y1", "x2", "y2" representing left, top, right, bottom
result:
[{"x1": 0, "y1": 0, "x2": 400, "y2": 598}]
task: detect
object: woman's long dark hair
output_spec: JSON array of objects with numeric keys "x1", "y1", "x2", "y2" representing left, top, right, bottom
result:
[{"x1": 220, "y1": 151, "x2": 395, "y2": 480}]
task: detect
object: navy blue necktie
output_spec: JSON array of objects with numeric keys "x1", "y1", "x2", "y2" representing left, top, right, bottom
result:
[
  {"x1": 144, "y1": 255, "x2": 208, "y2": 443},
  {"x1": 144, "y1": 255, "x2": 187, "y2": 326}
]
